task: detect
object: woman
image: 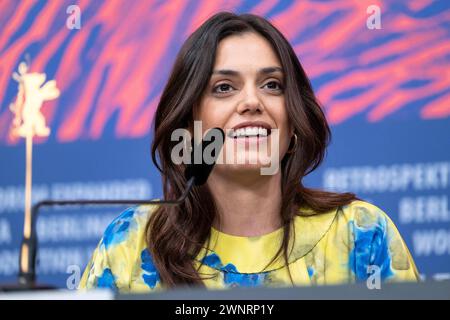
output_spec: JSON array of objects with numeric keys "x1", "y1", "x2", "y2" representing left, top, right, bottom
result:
[{"x1": 79, "y1": 12, "x2": 419, "y2": 292}]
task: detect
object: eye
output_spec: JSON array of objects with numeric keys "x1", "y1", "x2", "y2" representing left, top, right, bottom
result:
[
  {"x1": 263, "y1": 81, "x2": 283, "y2": 91},
  {"x1": 213, "y1": 83, "x2": 235, "y2": 94}
]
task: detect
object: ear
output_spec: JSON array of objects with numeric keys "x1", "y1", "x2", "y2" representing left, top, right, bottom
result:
[{"x1": 289, "y1": 123, "x2": 295, "y2": 137}]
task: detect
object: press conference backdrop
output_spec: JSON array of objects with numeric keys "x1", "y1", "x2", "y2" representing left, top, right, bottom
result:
[{"x1": 0, "y1": 0, "x2": 449, "y2": 288}]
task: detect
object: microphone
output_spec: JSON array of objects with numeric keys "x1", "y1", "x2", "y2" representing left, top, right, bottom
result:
[
  {"x1": 15, "y1": 128, "x2": 225, "y2": 289},
  {"x1": 185, "y1": 127, "x2": 225, "y2": 186}
]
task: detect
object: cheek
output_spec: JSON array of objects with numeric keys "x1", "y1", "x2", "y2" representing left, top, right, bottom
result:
[
  {"x1": 199, "y1": 110, "x2": 222, "y2": 128},
  {"x1": 267, "y1": 101, "x2": 291, "y2": 151},
  {"x1": 279, "y1": 129, "x2": 292, "y2": 156},
  {"x1": 196, "y1": 98, "x2": 233, "y2": 129}
]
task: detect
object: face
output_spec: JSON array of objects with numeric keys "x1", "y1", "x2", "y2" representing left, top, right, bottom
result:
[{"x1": 194, "y1": 32, "x2": 293, "y2": 176}]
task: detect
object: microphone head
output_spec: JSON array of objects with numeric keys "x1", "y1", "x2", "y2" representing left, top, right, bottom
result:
[{"x1": 184, "y1": 127, "x2": 224, "y2": 186}]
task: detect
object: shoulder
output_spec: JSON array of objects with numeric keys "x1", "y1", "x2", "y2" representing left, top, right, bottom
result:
[
  {"x1": 338, "y1": 200, "x2": 400, "y2": 256},
  {"x1": 338, "y1": 199, "x2": 406, "y2": 243},
  {"x1": 79, "y1": 204, "x2": 160, "y2": 291},
  {"x1": 338, "y1": 200, "x2": 420, "y2": 282},
  {"x1": 339, "y1": 199, "x2": 391, "y2": 226},
  {"x1": 295, "y1": 200, "x2": 392, "y2": 243},
  {"x1": 100, "y1": 204, "x2": 157, "y2": 251}
]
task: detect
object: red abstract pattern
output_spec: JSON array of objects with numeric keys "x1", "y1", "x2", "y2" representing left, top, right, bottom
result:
[{"x1": 0, "y1": 0, "x2": 449, "y2": 144}]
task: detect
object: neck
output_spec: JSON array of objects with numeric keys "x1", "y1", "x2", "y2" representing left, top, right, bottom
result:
[{"x1": 207, "y1": 168, "x2": 283, "y2": 237}]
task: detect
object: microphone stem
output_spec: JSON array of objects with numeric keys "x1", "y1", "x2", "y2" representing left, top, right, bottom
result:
[{"x1": 18, "y1": 176, "x2": 196, "y2": 288}]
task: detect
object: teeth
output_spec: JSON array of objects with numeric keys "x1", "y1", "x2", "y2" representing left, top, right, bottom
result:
[
  {"x1": 245, "y1": 127, "x2": 257, "y2": 136},
  {"x1": 231, "y1": 126, "x2": 269, "y2": 138}
]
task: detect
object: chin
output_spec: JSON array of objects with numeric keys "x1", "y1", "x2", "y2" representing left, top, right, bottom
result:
[
  {"x1": 216, "y1": 162, "x2": 275, "y2": 176},
  {"x1": 213, "y1": 151, "x2": 279, "y2": 176}
]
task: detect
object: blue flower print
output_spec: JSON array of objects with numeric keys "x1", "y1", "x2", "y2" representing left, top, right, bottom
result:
[
  {"x1": 201, "y1": 252, "x2": 222, "y2": 269},
  {"x1": 102, "y1": 207, "x2": 135, "y2": 249},
  {"x1": 307, "y1": 266, "x2": 314, "y2": 278},
  {"x1": 97, "y1": 268, "x2": 117, "y2": 289},
  {"x1": 201, "y1": 253, "x2": 268, "y2": 287},
  {"x1": 141, "y1": 249, "x2": 160, "y2": 289},
  {"x1": 349, "y1": 217, "x2": 393, "y2": 281}
]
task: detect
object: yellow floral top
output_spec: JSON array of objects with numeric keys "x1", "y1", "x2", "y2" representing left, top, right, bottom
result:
[{"x1": 78, "y1": 200, "x2": 419, "y2": 293}]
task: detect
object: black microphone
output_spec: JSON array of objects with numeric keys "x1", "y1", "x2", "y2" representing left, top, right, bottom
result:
[
  {"x1": 185, "y1": 127, "x2": 225, "y2": 186},
  {"x1": 14, "y1": 128, "x2": 225, "y2": 290}
]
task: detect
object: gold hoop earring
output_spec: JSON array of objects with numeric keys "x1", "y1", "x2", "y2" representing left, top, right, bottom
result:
[{"x1": 286, "y1": 133, "x2": 298, "y2": 154}]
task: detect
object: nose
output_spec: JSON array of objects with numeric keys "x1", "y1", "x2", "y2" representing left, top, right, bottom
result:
[{"x1": 236, "y1": 85, "x2": 264, "y2": 115}]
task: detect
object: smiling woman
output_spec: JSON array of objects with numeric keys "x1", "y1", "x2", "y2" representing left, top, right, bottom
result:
[{"x1": 78, "y1": 12, "x2": 419, "y2": 292}]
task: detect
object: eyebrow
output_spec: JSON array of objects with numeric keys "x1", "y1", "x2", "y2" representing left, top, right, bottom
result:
[{"x1": 211, "y1": 66, "x2": 284, "y2": 76}]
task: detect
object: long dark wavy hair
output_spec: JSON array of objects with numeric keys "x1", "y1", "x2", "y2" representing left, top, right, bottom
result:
[{"x1": 145, "y1": 12, "x2": 358, "y2": 287}]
